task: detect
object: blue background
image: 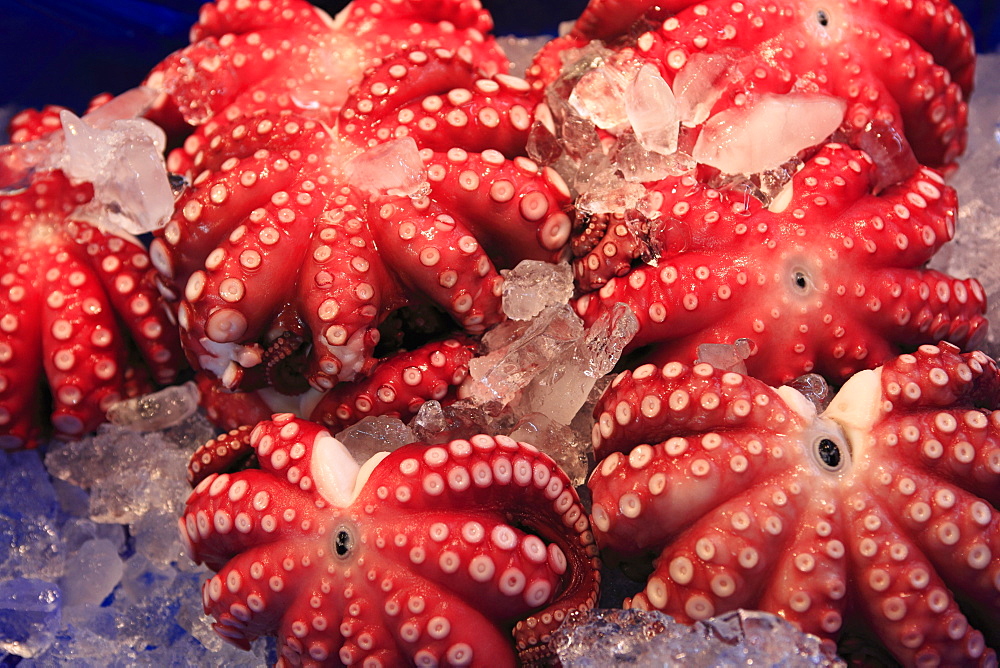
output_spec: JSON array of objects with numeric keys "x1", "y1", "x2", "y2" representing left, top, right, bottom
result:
[{"x1": 1, "y1": 0, "x2": 996, "y2": 114}]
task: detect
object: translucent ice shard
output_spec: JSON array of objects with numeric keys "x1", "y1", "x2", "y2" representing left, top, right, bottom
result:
[
  {"x1": 0, "y1": 578, "x2": 62, "y2": 658},
  {"x1": 502, "y1": 260, "x2": 575, "y2": 321},
  {"x1": 625, "y1": 63, "x2": 678, "y2": 156},
  {"x1": 335, "y1": 415, "x2": 416, "y2": 463},
  {"x1": 343, "y1": 137, "x2": 429, "y2": 198},
  {"x1": 692, "y1": 93, "x2": 846, "y2": 175},
  {"x1": 106, "y1": 382, "x2": 201, "y2": 432}
]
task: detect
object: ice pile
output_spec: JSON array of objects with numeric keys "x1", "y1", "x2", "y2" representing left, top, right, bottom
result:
[
  {"x1": 528, "y1": 42, "x2": 847, "y2": 218},
  {"x1": 551, "y1": 608, "x2": 845, "y2": 667},
  {"x1": 0, "y1": 410, "x2": 272, "y2": 665},
  {"x1": 0, "y1": 87, "x2": 175, "y2": 236}
]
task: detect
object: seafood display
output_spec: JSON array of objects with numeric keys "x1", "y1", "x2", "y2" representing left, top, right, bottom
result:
[{"x1": 1, "y1": 0, "x2": 998, "y2": 665}]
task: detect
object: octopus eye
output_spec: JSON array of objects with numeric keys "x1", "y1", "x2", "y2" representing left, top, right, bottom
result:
[
  {"x1": 815, "y1": 437, "x2": 842, "y2": 470},
  {"x1": 168, "y1": 172, "x2": 189, "y2": 195},
  {"x1": 815, "y1": 9, "x2": 830, "y2": 27},
  {"x1": 334, "y1": 526, "x2": 354, "y2": 558},
  {"x1": 791, "y1": 268, "x2": 811, "y2": 293}
]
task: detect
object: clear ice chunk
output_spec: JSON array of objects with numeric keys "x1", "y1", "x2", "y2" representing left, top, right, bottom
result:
[
  {"x1": 673, "y1": 52, "x2": 742, "y2": 127},
  {"x1": 502, "y1": 260, "x2": 575, "y2": 321},
  {"x1": 467, "y1": 304, "x2": 584, "y2": 406},
  {"x1": 696, "y1": 338, "x2": 756, "y2": 374},
  {"x1": 692, "y1": 93, "x2": 846, "y2": 175},
  {"x1": 335, "y1": 415, "x2": 416, "y2": 463},
  {"x1": 0, "y1": 578, "x2": 61, "y2": 658},
  {"x1": 55, "y1": 103, "x2": 174, "y2": 236},
  {"x1": 106, "y1": 381, "x2": 201, "y2": 432},
  {"x1": 625, "y1": 63, "x2": 679, "y2": 155},
  {"x1": 343, "y1": 137, "x2": 429, "y2": 199},
  {"x1": 59, "y1": 539, "x2": 123, "y2": 607},
  {"x1": 786, "y1": 373, "x2": 833, "y2": 413},
  {"x1": 551, "y1": 608, "x2": 845, "y2": 667},
  {"x1": 568, "y1": 63, "x2": 633, "y2": 131}
]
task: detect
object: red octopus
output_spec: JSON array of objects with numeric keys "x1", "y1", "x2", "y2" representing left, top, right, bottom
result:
[
  {"x1": 181, "y1": 413, "x2": 600, "y2": 665},
  {"x1": 148, "y1": 43, "x2": 571, "y2": 415},
  {"x1": 588, "y1": 342, "x2": 1000, "y2": 665},
  {"x1": 0, "y1": 107, "x2": 183, "y2": 449},
  {"x1": 528, "y1": 0, "x2": 975, "y2": 176},
  {"x1": 572, "y1": 143, "x2": 987, "y2": 386}
]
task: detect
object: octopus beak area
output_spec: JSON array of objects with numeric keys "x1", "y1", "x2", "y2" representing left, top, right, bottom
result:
[{"x1": 310, "y1": 431, "x2": 363, "y2": 508}]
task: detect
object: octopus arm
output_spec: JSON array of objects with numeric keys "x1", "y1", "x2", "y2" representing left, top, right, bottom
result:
[
  {"x1": 841, "y1": 495, "x2": 993, "y2": 665},
  {"x1": 0, "y1": 266, "x2": 45, "y2": 449},
  {"x1": 589, "y1": 430, "x2": 800, "y2": 552},
  {"x1": 308, "y1": 337, "x2": 476, "y2": 430},
  {"x1": 341, "y1": 47, "x2": 537, "y2": 157},
  {"x1": 338, "y1": 550, "x2": 520, "y2": 667},
  {"x1": 423, "y1": 151, "x2": 572, "y2": 266},
  {"x1": 200, "y1": 540, "x2": 315, "y2": 650},
  {"x1": 591, "y1": 361, "x2": 806, "y2": 460},
  {"x1": 67, "y1": 222, "x2": 182, "y2": 386},
  {"x1": 39, "y1": 243, "x2": 135, "y2": 439},
  {"x1": 191, "y1": 0, "x2": 327, "y2": 41},
  {"x1": 628, "y1": 475, "x2": 818, "y2": 620},
  {"x1": 182, "y1": 468, "x2": 323, "y2": 571},
  {"x1": 575, "y1": 256, "x2": 738, "y2": 354},
  {"x1": 296, "y1": 205, "x2": 401, "y2": 388},
  {"x1": 366, "y1": 194, "x2": 505, "y2": 335}
]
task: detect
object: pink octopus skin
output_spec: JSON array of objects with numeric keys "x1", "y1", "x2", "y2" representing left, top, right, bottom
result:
[
  {"x1": 144, "y1": 0, "x2": 509, "y2": 133},
  {"x1": 572, "y1": 143, "x2": 988, "y2": 386},
  {"x1": 587, "y1": 342, "x2": 1000, "y2": 665},
  {"x1": 150, "y1": 47, "x2": 572, "y2": 395},
  {"x1": 528, "y1": 0, "x2": 974, "y2": 174},
  {"x1": 0, "y1": 110, "x2": 184, "y2": 449},
  {"x1": 181, "y1": 414, "x2": 601, "y2": 665}
]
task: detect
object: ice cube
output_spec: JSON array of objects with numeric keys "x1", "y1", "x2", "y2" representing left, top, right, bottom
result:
[
  {"x1": 692, "y1": 93, "x2": 846, "y2": 175},
  {"x1": 59, "y1": 539, "x2": 123, "y2": 607},
  {"x1": 551, "y1": 608, "x2": 845, "y2": 667},
  {"x1": 343, "y1": 137, "x2": 429, "y2": 199},
  {"x1": 502, "y1": 260, "x2": 575, "y2": 321},
  {"x1": 625, "y1": 63, "x2": 679, "y2": 156},
  {"x1": 467, "y1": 304, "x2": 584, "y2": 405},
  {"x1": 56, "y1": 105, "x2": 174, "y2": 236},
  {"x1": 335, "y1": 415, "x2": 416, "y2": 463},
  {"x1": 408, "y1": 399, "x2": 500, "y2": 445},
  {"x1": 673, "y1": 51, "x2": 742, "y2": 127},
  {"x1": 106, "y1": 381, "x2": 201, "y2": 432},
  {"x1": 695, "y1": 338, "x2": 756, "y2": 374},
  {"x1": 508, "y1": 413, "x2": 590, "y2": 486},
  {"x1": 569, "y1": 62, "x2": 637, "y2": 132},
  {"x1": 0, "y1": 578, "x2": 61, "y2": 658}
]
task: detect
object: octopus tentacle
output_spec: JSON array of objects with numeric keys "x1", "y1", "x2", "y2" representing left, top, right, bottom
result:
[
  {"x1": 367, "y1": 194, "x2": 505, "y2": 334},
  {"x1": 0, "y1": 265, "x2": 45, "y2": 449},
  {"x1": 67, "y1": 221, "x2": 182, "y2": 386},
  {"x1": 422, "y1": 149, "x2": 573, "y2": 265},
  {"x1": 341, "y1": 47, "x2": 538, "y2": 157},
  {"x1": 308, "y1": 336, "x2": 476, "y2": 431},
  {"x1": 591, "y1": 361, "x2": 804, "y2": 460},
  {"x1": 187, "y1": 423, "x2": 257, "y2": 486}
]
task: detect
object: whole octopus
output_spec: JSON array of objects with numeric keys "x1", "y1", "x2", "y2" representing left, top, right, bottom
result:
[{"x1": 2, "y1": 0, "x2": 998, "y2": 664}]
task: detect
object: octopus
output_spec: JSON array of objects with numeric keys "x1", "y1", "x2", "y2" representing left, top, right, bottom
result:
[
  {"x1": 181, "y1": 413, "x2": 601, "y2": 665},
  {"x1": 587, "y1": 342, "x2": 1000, "y2": 665},
  {"x1": 148, "y1": 42, "x2": 572, "y2": 417},
  {"x1": 528, "y1": 0, "x2": 975, "y2": 176},
  {"x1": 144, "y1": 0, "x2": 510, "y2": 132},
  {"x1": 0, "y1": 106, "x2": 183, "y2": 450},
  {"x1": 572, "y1": 142, "x2": 988, "y2": 386}
]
